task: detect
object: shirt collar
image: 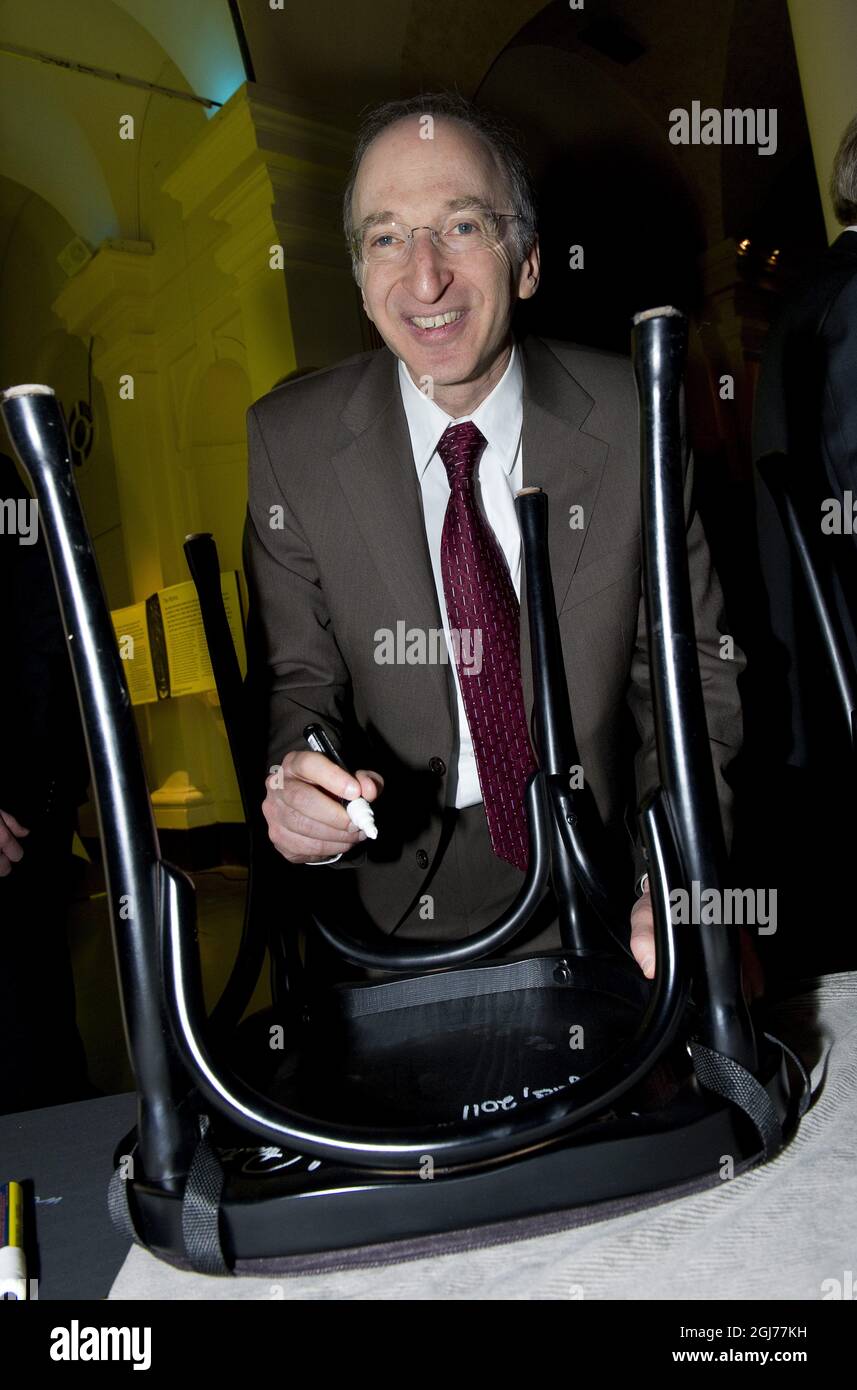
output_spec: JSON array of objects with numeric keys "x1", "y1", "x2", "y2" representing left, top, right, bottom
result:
[{"x1": 397, "y1": 343, "x2": 523, "y2": 479}]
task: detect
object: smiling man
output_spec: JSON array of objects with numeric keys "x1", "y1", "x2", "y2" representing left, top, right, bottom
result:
[
  {"x1": 246, "y1": 92, "x2": 743, "y2": 977},
  {"x1": 347, "y1": 119, "x2": 534, "y2": 418}
]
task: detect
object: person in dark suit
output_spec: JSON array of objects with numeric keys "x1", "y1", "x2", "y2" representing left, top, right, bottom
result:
[
  {"x1": 0, "y1": 450, "x2": 92, "y2": 1113},
  {"x1": 753, "y1": 113, "x2": 857, "y2": 771},
  {"x1": 246, "y1": 93, "x2": 744, "y2": 975},
  {"x1": 748, "y1": 114, "x2": 857, "y2": 978}
]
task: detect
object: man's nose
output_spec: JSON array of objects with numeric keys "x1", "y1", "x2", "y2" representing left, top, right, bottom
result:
[{"x1": 401, "y1": 228, "x2": 454, "y2": 299}]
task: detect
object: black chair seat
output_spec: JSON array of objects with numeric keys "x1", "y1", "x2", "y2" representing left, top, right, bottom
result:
[{"x1": 229, "y1": 952, "x2": 665, "y2": 1128}]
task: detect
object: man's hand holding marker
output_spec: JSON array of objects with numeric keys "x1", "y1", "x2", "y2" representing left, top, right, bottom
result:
[{"x1": 263, "y1": 724, "x2": 381, "y2": 865}]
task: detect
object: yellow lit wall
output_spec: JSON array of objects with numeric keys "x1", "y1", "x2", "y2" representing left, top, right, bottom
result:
[
  {"x1": 0, "y1": 2, "x2": 364, "y2": 831},
  {"x1": 788, "y1": 0, "x2": 857, "y2": 242}
]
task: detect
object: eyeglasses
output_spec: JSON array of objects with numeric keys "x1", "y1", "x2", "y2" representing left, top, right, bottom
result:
[{"x1": 355, "y1": 210, "x2": 519, "y2": 265}]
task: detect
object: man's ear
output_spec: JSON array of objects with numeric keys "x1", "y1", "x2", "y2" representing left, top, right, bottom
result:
[{"x1": 516, "y1": 234, "x2": 541, "y2": 301}]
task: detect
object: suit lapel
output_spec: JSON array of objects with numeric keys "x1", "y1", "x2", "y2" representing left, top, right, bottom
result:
[
  {"x1": 332, "y1": 351, "x2": 453, "y2": 736},
  {"x1": 517, "y1": 336, "x2": 609, "y2": 727},
  {"x1": 334, "y1": 353, "x2": 441, "y2": 627}
]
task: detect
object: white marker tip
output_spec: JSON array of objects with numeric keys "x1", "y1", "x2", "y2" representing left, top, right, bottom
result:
[{"x1": 346, "y1": 797, "x2": 378, "y2": 839}]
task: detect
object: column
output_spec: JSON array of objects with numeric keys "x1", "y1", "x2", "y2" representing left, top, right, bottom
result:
[
  {"x1": 162, "y1": 84, "x2": 364, "y2": 399},
  {"x1": 54, "y1": 243, "x2": 215, "y2": 827}
]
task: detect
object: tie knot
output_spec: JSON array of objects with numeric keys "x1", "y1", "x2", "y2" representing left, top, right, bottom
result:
[{"x1": 436, "y1": 421, "x2": 487, "y2": 488}]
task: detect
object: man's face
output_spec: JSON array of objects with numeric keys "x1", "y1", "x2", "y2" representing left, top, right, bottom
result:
[{"x1": 351, "y1": 117, "x2": 539, "y2": 397}]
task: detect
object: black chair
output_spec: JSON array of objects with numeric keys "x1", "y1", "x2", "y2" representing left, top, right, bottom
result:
[
  {"x1": 0, "y1": 309, "x2": 807, "y2": 1276},
  {"x1": 756, "y1": 451, "x2": 857, "y2": 754}
]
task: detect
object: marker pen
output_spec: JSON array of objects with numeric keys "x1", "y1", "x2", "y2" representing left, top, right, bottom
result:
[
  {"x1": 303, "y1": 723, "x2": 378, "y2": 839},
  {"x1": 0, "y1": 1181, "x2": 27, "y2": 1300}
]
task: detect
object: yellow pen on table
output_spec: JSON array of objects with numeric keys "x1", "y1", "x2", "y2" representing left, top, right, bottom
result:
[{"x1": 0, "y1": 1182, "x2": 27, "y2": 1300}]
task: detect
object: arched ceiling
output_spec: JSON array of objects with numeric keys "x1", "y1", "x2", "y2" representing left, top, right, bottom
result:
[
  {"x1": 235, "y1": 0, "x2": 813, "y2": 252},
  {"x1": 0, "y1": 0, "x2": 819, "y2": 282},
  {"x1": 0, "y1": 0, "x2": 244, "y2": 247},
  {"x1": 234, "y1": 0, "x2": 548, "y2": 119},
  {"x1": 110, "y1": 0, "x2": 245, "y2": 108}
]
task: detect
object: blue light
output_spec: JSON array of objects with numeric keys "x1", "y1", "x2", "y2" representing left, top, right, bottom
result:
[{"x1": 201, "y1": 59, "x2": 247, "y2": 117}]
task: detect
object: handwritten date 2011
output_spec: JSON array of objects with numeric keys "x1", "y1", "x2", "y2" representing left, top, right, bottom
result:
[{"x1": 462, "y1": 1076, "x2": 580, "y2": 1120}]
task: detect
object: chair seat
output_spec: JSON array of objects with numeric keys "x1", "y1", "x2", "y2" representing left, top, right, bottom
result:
[
  {"x1": 133, "y1": 959, "x2": 790, "y2": 1266},
  {"x1": 232, "y1": 951, "x2": 665, "y2": 1128}
]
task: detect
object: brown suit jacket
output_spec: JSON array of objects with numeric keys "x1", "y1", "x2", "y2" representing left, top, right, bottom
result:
[{"x1": 245, "y1": 334, "x2": 743, "y2": 931}]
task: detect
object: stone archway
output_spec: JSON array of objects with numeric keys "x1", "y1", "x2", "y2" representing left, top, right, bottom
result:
[{"x1": 477, "y1": 39, "x2": 703, "y2": 351}]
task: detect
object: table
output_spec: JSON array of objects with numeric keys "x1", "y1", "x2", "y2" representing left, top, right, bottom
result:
[{"x1": 0, "y1": 1092, "x2": 136, "y2": 1299}]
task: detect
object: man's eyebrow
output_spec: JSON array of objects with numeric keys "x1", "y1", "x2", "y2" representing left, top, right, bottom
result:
[
  {"x1": 354, "y1": 196, "x2": 495, "y2": 237},
  {"x1": 354, "y1": 210, "x2": 397, "y2": 236},
  {"x1": 443, "y1": 196, "x2": 495, "y2": 213}
]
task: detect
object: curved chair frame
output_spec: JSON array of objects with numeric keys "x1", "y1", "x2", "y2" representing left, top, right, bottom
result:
[{"x1": 0, "y1": 309, "x2": 792, "y2": 1216}]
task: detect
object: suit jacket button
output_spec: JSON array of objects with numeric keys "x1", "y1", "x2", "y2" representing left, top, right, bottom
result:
[
  {"x1": 429, "y1": 757, "x2": 446, "y2": 775},
  {"x1": 416, "y1": 849, "x2": 429, "y2": 869}
]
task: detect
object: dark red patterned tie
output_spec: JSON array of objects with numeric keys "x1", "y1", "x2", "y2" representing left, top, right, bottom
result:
[{"x1": 438, "y1": 421, "x2": 537, "y2": 871}]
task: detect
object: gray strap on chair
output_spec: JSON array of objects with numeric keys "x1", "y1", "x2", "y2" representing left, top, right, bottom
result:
[
  {"x1": 181, "y1": 1114, "x2": 231, "y2": 1275},
  {"x1": 689, "y1": 1040, "x2": 784, "y2": 1159},
  {"x1": 107, "y1": 1164, "x2": 140, "y2": 1243},
  {"x1": 108, "y1": 1116, "x2": 230, "y2": 1275},
  {"x1": 764, "y1": 1031, "x2": 812, "y2": 1118}
]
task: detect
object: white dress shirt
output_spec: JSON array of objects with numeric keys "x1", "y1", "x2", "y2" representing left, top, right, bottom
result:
[{"x1": 398, "y1": 344, "x2": 524, "y2": 807}]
